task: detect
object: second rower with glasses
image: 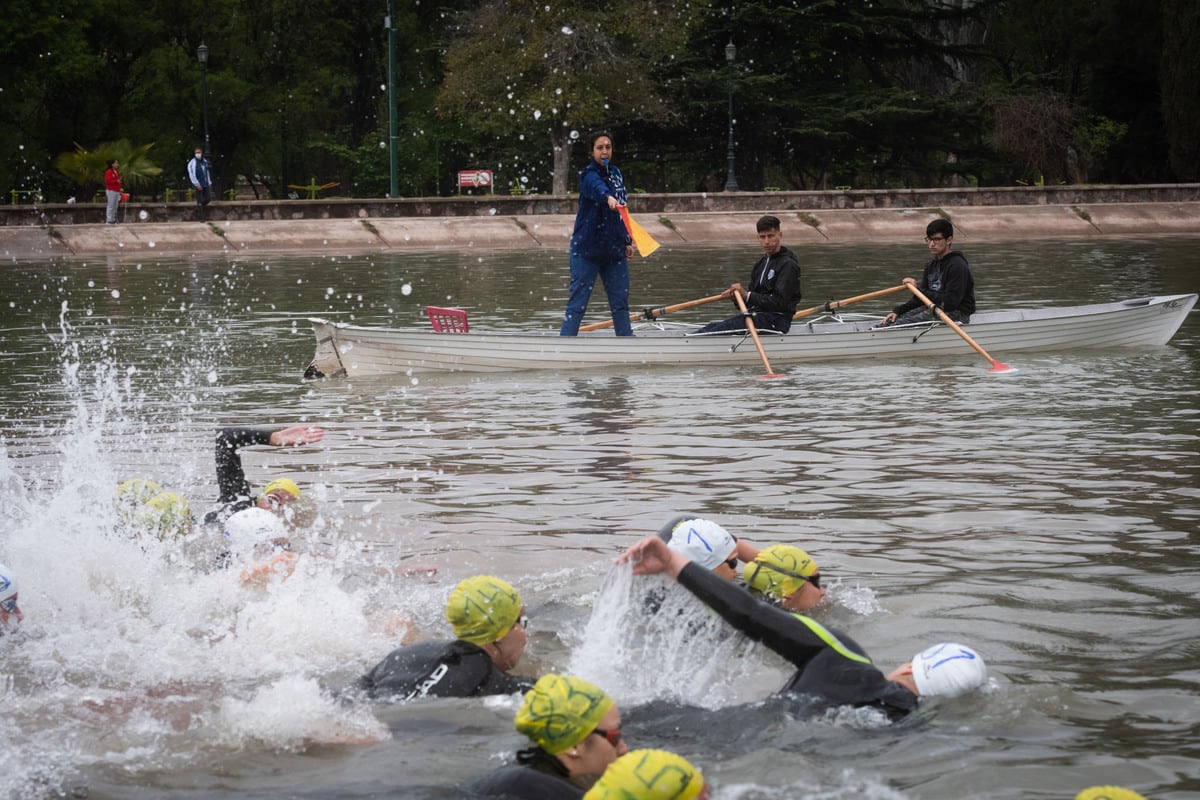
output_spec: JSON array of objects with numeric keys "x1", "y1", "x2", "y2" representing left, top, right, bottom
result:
[{"x1": 878, "y1": 218, "x2": 976, "y2": 327}]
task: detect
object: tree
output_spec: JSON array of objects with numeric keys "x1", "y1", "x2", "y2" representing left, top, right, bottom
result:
[
  {"x1": 436, "y1": 0, "x2": 707, "y2": 195},
  {"x1": 1160, "y1": 0, "x2": 1200, "y2": 179}
]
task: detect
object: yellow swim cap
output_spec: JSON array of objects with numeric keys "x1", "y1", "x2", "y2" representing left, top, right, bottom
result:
[
  {"x1": 1075, "y1": 788, "x2": 1147, "y2": 800},
  {"x1": 445, "y1": 575, "x2": 522, "y2": 645},
  {"x1": 514, "y1": 674, "x2": 614, "y2": 755},
  {"x1": 138, "y1": 491, "x2": 194, "y2": 540},
  {"x1": 117, "y1": 478, "x2": 163, "y2": 504},
  {"x1": 116, "y1": 478, "x2": 163, "y2": 524},
  {"x1": 583, "y1": 750, "x2": 704, "y2": 800},
  {"x1": 743, "y1": 544, "x2": 818, "y2": 601},
  {"x1": 261, "y1": 478, "x2": 301, "y2": 500}
]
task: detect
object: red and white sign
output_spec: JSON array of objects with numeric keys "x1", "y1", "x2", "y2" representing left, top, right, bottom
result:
[{"x1": 457, "y1": 169, "x2": 493, "y2": 189}]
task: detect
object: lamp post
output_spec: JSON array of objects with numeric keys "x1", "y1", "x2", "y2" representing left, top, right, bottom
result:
[
  {"x1": 723, "y1": 40, "x2": 738, "y2": 192},
  {"x1": 386, "y1": 0, "x2": 399, "y2": 198},
  {"x1": 197, "y1": 43, "x2": 210, "y2": 158}
]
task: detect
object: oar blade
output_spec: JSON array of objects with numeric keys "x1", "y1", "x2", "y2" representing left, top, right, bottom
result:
[{"x1": 989, "y1": 361, "x2": 1017, "y2": 374}]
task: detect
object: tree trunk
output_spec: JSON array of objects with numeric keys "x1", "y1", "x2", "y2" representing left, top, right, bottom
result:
[{"x1": 551, "y1": 127, "x2": 572, "y2": 195}]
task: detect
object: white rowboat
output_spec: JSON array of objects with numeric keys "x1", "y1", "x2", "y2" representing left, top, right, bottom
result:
[{"x1": 305, "y1": 293, "x2": 1196, "y2": 377}]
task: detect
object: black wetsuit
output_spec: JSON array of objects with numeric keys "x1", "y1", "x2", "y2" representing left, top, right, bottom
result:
[
  {"x1": 677, "y1": 563, "x2": 918, "y2": 720},
  {"x1": 890, "y1": 250, "x2": 976, "y2": 324},
  {"x1": 203, "y1": 427, "x2": 275, "y2": 526},
  {"x1": 696, "y1": 247, "x2": 802, "y2": 335},
  {"x1": 357, "y1": 639, "x2": 534, "y2": 701},
  {"x1": 467, "y1": 763, "x2": 583, "y2": 800}
]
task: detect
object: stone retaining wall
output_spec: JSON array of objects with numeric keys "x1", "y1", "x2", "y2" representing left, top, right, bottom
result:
[{"x1": 2, "y1": 187, "x2": 1199, "y2": 260}]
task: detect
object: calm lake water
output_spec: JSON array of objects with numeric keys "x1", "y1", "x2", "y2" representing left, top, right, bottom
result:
[{"x1": 1, "y1": 237, "x2": 1198, "y2": 800}]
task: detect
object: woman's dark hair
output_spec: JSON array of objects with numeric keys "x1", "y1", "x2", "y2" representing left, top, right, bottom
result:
[
  {"x1": 106, "y1": 159, "x2": 118, "y2": 169},
  {"x1": 515, "y1": 746, "x2": 570, "y2": 777},
  {"x1": 585, "y1": 130, "x2": 614, "y2": 152}
]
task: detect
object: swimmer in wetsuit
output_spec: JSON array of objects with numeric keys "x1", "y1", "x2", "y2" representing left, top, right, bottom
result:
[
  {"x1": 469, "y1": 673, "x2": 629, "y2": 799},
  {"x1": 358, "y1": 575, "x2": 533, "y2": 701},
  {"x1": 203, "y1": 424, "x2": 324, "y2": 527},
  {"x1": 619, "y1": 536, "x2": 987, "y2": 720}
]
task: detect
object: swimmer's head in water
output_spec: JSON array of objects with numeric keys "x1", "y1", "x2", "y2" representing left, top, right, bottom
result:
[
  {"x1": 259, "y1": 478, "x2": 301, "y2": 511},
  {"x1": 910, "y1": 642, "x2": 987, "y2": 698},
  {"x1": 743, "y1": 545, "x2": 818, "y2": 601},
  {"x1": 138, "y1": 491, "x2": 194, "y2": 539},
  {"x1": 665, "y1": 518, "x2": 736, "y2": 571},
  {"x1": 515, "y1": 673, "x2": 614, "y2": 755},
  {"x1": 582, "y1": 749, "x2": 705, "y2": 800},
  {"x1": 1075, "y1": 788, "x2": 1147, "y2": 800},
  {"x1": 445, "y1": 575, "x2": 522, "y2": 645},
  {"x1": 224, "y1": 507, "x2": 288, "y2": 552},
  {"x1": 0, "y1": 563, "x2": 21, "y2": 631}
]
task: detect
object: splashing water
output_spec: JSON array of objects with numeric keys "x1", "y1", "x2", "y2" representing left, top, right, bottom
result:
[{"x1": 0, "y1": 317, "x2": 435, "y2": 799}]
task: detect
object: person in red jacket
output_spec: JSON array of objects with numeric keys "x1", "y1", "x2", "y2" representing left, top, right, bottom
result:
[{"x1": 104, "y1": 159, "x2": 122, "y2": 224}]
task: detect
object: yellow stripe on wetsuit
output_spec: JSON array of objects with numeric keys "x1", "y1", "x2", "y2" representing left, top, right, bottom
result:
[{"x1": 789, "y1": 614, "x2": 873, "y2": 665}]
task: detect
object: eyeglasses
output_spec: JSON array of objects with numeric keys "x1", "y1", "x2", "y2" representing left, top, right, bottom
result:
[
  {"x1": 746, "y1": 561, "x2": 821, "y2": 589},
  {"x1": 924, "y1": 236, "x2": 947, "y2": 243},
  {"x1": 0, "y1": 596, "x2": 17, "y2": 613},
  {"x1": 517, "y1": 615, "x2": 529, "y2": 630},
  {"x1": 723, "y1": 556, "x2": 739, "y2": 570},
  {"x1": 592, "y1": 726, "x2": 622, "y2": 747}
]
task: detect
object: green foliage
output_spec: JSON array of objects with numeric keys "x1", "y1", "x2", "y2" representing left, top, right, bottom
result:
[
  {"x1": 0, "y1": 0, "x2": 1185, "y2": 197},
  {"x1": 54, "y1": 140, "x2": 163, "y2": 188}
]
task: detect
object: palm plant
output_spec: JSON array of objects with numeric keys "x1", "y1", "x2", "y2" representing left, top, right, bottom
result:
[{"x1": 55, "y1": 140, "x2": 163, "y2": 188}]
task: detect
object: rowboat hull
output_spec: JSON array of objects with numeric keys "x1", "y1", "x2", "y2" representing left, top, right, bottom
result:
[{"x1": 305, "y1": 293, "x2": 1196, "y2": 377}]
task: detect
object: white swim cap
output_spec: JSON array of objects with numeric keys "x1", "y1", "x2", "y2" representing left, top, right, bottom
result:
[
  {"x1": 0, "y1": 563, "x2": 16, "y2": 603},
  {"x1": 223, "y1": 508, "x2": 287, "y2": 551},
  {"x1": 911, "y1": 642, "x2": 987, "y2": 698},
  {"x1": 666, "y1": 518, "x2": 737, "y2": 570}
]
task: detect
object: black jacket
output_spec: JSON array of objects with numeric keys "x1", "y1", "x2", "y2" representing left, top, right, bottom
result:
[
  {"x1": 744, "y1": 246, "x2": 802, "y2": 315},
  {"x1": 892, "y1": 251, "x2": 975, "y2": 317}
]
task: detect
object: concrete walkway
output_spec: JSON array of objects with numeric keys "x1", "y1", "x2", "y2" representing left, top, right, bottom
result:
[{"x1": 3, "y1": 201, "x2": 1199, "y2": 260}]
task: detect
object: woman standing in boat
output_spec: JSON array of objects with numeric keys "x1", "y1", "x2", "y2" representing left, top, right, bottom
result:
[{"x1": 560, "y1": 131, "x2": 635, "y2": 337}]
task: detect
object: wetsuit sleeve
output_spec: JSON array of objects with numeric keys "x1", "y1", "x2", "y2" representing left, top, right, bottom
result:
[
  {"x1": 214, "y1": 427, "x2": 274, "y2": 503},
  {"x1": 676, "y1": 563, "x2": 828, "y2": 670}
]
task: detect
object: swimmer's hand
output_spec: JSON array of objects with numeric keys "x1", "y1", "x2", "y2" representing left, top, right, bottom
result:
[
  {"x1": 617, "y1": 536, "x2": 688, "y2": 578},
  {"x1": 270, "y1": 424, "x2": 325, "y2": 447}
]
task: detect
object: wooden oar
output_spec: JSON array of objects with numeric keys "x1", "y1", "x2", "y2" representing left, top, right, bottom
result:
[
  {"x1": 579, "y1": 293, "x2": 726, "y2": 333},
  {"x1": 905, "y1": 283, "x2": 1015, "y2": 373},
  {"x1": 792, "y1": 284, "x2": 908, "y2": 320},
  {"x1": 733, "y1": 291, "x2": 786, "y2": 379}
]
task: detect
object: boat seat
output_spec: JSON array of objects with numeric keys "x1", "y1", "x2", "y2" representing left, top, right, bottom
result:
[{"x1": 425, "y1": 305, "x2": 470, "y2": 333}]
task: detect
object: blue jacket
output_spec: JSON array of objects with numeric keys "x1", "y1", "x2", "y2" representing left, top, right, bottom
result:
[{"x1": 569, "y1": 160, "x2": 631, "y2": 263}]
